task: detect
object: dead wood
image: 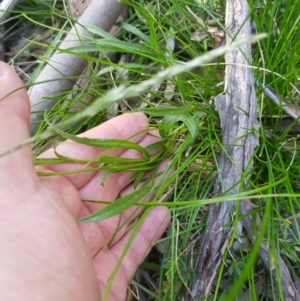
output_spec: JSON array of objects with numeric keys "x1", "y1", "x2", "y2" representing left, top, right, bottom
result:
[
  {"x1": 263, "y1": 85, "x2": 300, "y2": 121},
  {"x1": 29, "y1": 0, "x2": 126, "y2": 135},
  {"x1": 187, "y1": 0, "x2": 258, "y2": 299},
  {"x1": 187, "y1": 1, "x2": 300, "y2": 300},
  {"x1": 0, "y1": 0, "x2": 21, "y2": 23},
  {"x1": 69, "y1": 0, "x2": 94, "y2": 17},
  {"x1": 240, "y1": 200, "x2": 300, "y2": 300}
]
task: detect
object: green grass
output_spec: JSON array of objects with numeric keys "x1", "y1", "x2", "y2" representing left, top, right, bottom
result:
[{"x1": 2, "y1": 0, "x2": 300, "y2": 300}]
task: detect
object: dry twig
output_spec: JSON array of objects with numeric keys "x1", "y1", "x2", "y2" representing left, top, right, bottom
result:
[
  {"x1": 187, "y1": 0, "x2": 255, "y2": 299},
  {"x1": 29, "y1": 0, "x2": 126, "y2": 134}
]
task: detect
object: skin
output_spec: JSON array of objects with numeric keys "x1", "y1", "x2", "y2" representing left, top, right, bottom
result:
[{"x1": 0, "y1": 62, "x2": 171, "y2": 301}]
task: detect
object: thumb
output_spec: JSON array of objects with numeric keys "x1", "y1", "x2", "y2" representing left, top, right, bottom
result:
[{"x1": 0, "y1": 62, "x2": 36, "y2": 184}]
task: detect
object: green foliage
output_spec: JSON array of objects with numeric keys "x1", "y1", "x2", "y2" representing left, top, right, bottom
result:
[
  {"x1": 79, "y1": 186, "x2": 152, "y2": 223},
  {"x1": 4, "y1": 0, "x2": 300, "y2": 300}
]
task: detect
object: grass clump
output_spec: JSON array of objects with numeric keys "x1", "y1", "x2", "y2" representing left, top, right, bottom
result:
[{"x1": 2, "y1": 0, "x2": 300, "y2": 300}]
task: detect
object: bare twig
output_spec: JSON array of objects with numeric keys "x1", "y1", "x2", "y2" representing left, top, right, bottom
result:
[
  {"x1": 29, "y1": 0, "x2": 126, "y2": 135},
  {"x1": 263, "y1": 85, "x2": 300, "y2": 121},
  {"x1": 0, "y1": 0, "x2": 20, "y2": 21},
  {"x1": 240, "y1": 200, "x2": 300, "y2": 300}
]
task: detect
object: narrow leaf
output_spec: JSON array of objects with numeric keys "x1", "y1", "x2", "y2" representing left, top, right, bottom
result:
[
  {"x1": 49, "y1": 127, "x2": 150, "y2": 159},
  {"x1": 85, "y1": 24, "x2": 119, "y2": 40},
  {"x1": 79, "y1": 187, "x2": 152, "y2": 223},
  {"x1": 118, "y1": 22, "x2": 151, "y2": 44},
  {"x1": 139, "y1": 104, "x2": 193, "y2": 117}
]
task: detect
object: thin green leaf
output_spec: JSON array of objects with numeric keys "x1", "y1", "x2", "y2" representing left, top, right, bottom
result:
[
  {"x1": 145, "y1": 141, "x2": 165, "y2": 151},
  {"x1": 34, "y1": 158, "x2": 66, "y2": 165},
  {"x1": 98, "y1": 162, "x2": 157, "y2": 172},
  {"x1": 79, "y1": 187, "x2": 152, "y2": 223},
  {"x1": 97, "y1": 65, "x2": 116, "y2": 76},
  {"x1": 85, "y1": 24, "x2": 119, "y2": 41},
  {"x1": 68, "y1": 39, "x2": 155, "y2": 57},
  {"x1": 48, "y1": 126, "x2": 150, "y2": 159},
  {"x1": 54, "y1": 148, "x2": 91, "y2": 164},
  {"x1": 118, "y1": 22, "x2": 151, "y2": 44},
  {"x1": 139, "y1": 104, "x2": 194, "y2": 117},
  {"x1": 99, "y1": 156, "x2": 148, "y2": 164},
  {"x1": 133, "y1": 170, "x2": 147, "y2": 189}
]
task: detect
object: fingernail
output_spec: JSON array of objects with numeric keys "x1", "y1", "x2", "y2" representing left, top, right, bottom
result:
[{"x1": 0, "y1": 65, "x2": 5, "y2": 78}]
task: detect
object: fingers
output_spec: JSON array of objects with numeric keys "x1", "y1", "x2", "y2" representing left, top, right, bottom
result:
[
  {"x1": 112, "y1": 206, "x2": 170, "y2": 278},
  {"x1": 73, "y1": 159, "x2": 169, "y2": 259},
  {"x1": 94, "y1": 206, "x2": 171, "y2": 301},
  {"x1": 77, "y1": 135, "x2": 166, "y2": 257},
  {"x1": 0, "y1": 62, "x2": 38, "y2": 192},
  {"x1": 90, "y1": 159, "x2": 171, "y2": 248},
  {"x1": 79, "y1": 130, "x2": 162, "y2": 213},
  {"x1": 38, "y1": 113, "x2": 149, "y2": 189}
]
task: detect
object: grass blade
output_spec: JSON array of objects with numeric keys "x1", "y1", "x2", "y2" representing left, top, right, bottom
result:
[{"x1": 79, "y1": 186, "x2": 152, "y2": 223}]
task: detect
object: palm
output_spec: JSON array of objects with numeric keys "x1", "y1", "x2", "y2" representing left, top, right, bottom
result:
[{"x1": 0, "y1": 63, "x2": 170, "y2": 301}]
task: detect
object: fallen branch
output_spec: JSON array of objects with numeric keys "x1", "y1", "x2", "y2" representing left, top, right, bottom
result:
[
  {"x1": 187, "y1": 0, "x2": 259, "y2": 299},
  {"x1": 263, "y1": 85, "x2": 300, "y2": 121},
  {"x1": 29, "y1": 0, "x2": 126, "y2": 135},
  {"x1": 0, "y1": 0, "x2": 20, "y2": 21},
  {"x1": 187, "y1": 1, "x2": 300, "y2": 300},
  {"x1": 240, "y1": 200, "x2": 300, "y2": 300}
]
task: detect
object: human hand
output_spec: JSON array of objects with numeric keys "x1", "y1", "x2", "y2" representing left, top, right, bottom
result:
[{"x1": 0, "y1": 62, "x2": 171, "y2": 301}]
